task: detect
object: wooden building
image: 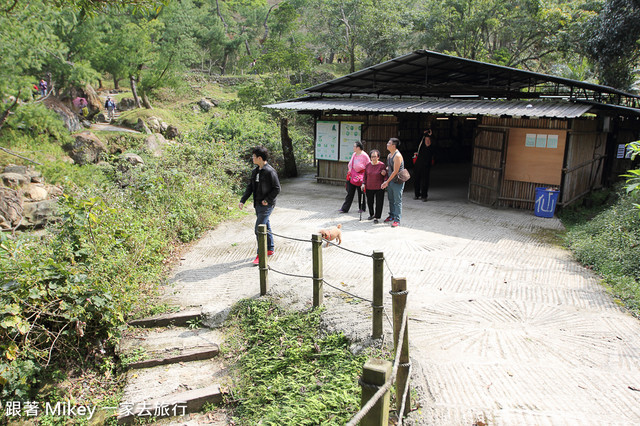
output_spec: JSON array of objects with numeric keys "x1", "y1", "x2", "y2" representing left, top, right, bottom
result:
[{"x1": 266, "y1": 50, "x2": 640, "y2": 209}]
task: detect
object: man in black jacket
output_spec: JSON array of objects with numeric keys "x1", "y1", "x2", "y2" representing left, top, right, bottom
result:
[
  {"x1": 239, "y1": 146, "x2": 281, "y2": 265},
  {"x1": 413, "y1": 129, "x2": 434, "y2": 202}
]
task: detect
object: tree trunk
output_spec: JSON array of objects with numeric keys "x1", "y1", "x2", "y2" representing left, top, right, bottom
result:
[
  {"x1": 129, "y1": 75, "x2": 142, "y2": 108},
  {"x1": 141, "y1": 91, "x2": 153, "y2": 109},
  {"x1": 280, "y1": 117, "x2": 298, "y2": 178},
  {"x1": 113, "y1": 76, "x2": 120, "y2": 90},
  {"x1": 220, "y1": 51, "x2": 228, "y2": 75},
  {"x1": 97, "y1": 78, "x2": 103, "y2": 89}
]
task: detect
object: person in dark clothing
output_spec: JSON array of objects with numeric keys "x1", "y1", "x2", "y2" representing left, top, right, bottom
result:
[
  {"x1": 413, "y1": 128, "x2": 434, "y2": 201},
  {"x1": 362, "y1": 149, "x2": 387, "y2": 223},
  {"x1": 239, "y1": 146, "x2": 281, "y2": 265},
  {"x1": 38, "y1": 79, "x2": 47, "y2": 96}
]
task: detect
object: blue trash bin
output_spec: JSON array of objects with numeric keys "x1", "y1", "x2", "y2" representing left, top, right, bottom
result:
[{"x1": 534, "y1": 187, "x2": 560, "y2": 218}]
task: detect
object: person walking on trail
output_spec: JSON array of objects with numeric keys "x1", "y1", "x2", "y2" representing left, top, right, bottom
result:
[
  {"x1": 381, "y1": 138, "x2": 405, "y2": 228},
  {"x1": 38, "y1": 79, "x2": 47, "y2": 96},
  {"x1": 413, "y1": 128, "x2": 434, "y2": 202},
  {"x1": 104, "y1": 97, "x2": 116, "y2": 122},
  {"x1": 362, "y1": 149, "x2": 386, "y2": 223},
  {"x1": 238, "y1": 146, "x2": 281, "y2": 265}
]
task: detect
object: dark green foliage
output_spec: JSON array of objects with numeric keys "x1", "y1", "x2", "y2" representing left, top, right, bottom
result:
[
  {"x1": 226, "y1": 299, "x2": 372, "y2": 425},
  {"x1": 583, "y1": 0, "x2": 640, "y2": 89},
  {"x1": 0, "y1": 133, "x2": 242, "y2": 399},
  {"x1": 562, "y1": 188, "x2": 640, "y2": 314}
]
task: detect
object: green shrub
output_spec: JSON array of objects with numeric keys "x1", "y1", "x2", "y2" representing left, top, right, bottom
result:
[
  {"x1": 0, "y1": 131, "x2": 243, "y2": 400},
  {"x1": 2, "y1": 102, "x2": 72, "y2": 144},
  {"x1": 564, "y1": 187, "x2": 640, "y2": 315}
]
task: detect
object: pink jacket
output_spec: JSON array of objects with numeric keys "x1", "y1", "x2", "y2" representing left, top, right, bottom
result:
[{"x1": 348, "y1": 152, "x2": 371, "y2": 176}]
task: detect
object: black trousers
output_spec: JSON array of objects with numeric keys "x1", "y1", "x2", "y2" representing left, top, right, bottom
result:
[
  {"x1": 366, "y1": 189, "x2": 385, "y2": 219},
  {"x1": 413, "y1": 163, "x2": 432, "y2": 199},
  {"x1": 341, "y1": 181, "x2": 365, "y2": 212}
]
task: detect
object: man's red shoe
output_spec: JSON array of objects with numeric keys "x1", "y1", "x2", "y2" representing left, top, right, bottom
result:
[
  {"x1": 252, "y1": 255, "x2": 260, "y2": 265},
  {"x1": 267, "y1": 250, "x2": 274, "y2": 256}
]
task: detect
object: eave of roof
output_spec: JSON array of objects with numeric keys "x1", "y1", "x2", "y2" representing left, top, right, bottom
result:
[
  {"x1": 264, "y1": 98, "x2": 594, "y2": 118},
  {"x1": 302, "y1": 50, "x2": 640, "y2": 107}
]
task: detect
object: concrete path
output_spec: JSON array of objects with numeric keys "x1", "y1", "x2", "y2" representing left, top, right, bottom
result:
[{"x1": 162, "y1": 167, "x2": 640, "y2": 425}]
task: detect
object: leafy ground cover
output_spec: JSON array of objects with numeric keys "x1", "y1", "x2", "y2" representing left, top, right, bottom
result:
[
  {"x1": 221, "y1": 299, "x2": 388, "y2": 426},
  {"x1": 560, "y1": 186, "x2": 640, "y2": 316}
]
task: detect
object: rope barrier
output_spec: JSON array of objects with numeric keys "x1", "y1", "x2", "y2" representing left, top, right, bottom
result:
[
  {"x1": 322, "y1": 279, "x2": 373, "y2": 304},
  {"x1": 396, "y1": 363, "x2": 412, "y2": 426},
  {"x1": 268, "y1": 231, "x2": 312, "y2": 243},
  {"x1": 267, "y1": 265, "x2": 314, "y2": 280},
  {"x1": 384, "y1": 257, "x2": 396, "y2": 278},
  {"x1": 321, "y1": 239, "x2": 373, "y2": 258},
  {"x1": 267, "y1": 230, "x2": 373, "y2": 258},
  {"x1": 266, "y1": 264, "x2": 374, "y2": 304},
  {"x1": 346, "y1": 312, "x2": 409, "y2": 426},
  {"x1": 259, "y1": 226, "x2": 411, "y2": 424}
]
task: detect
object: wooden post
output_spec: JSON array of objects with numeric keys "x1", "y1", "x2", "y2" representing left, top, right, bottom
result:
[
  {"x1": 312, "y1": 233, "x2": 323, "y2": 307},
  {"x1": 360, "y1": 358, "x2": 392, "y2": 426},
  {"x1": 372, "y1": 251, "x2": 384, "y2": 339},
  {"x1": 391, "y1": 277, "x2": 410, "y2": 418},
  {"x1": 258, "y1": 224, "x2": 268, "y2": 295}
]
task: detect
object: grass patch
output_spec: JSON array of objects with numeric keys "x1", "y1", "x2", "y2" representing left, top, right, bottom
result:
[{"x1": 223, "y1": 298, "x2": 385, "y2": 425}]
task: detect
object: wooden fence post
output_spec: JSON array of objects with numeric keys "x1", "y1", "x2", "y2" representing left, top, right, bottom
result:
[
  {"x1": 359, "y1": 358, "x2": 392, "y2": 426},
  {"x1": 258, "y1": 224, "x2": 268, "y2": 295},
  {"x1": 372, "y1": 251, "x2": 384, "y2": 339},
  {"x1": 312, "y1": 233, "x2": 323, "y2": 307},
  {"x1": 391, "y1": 277, "x2": 410, "y2": 418}
]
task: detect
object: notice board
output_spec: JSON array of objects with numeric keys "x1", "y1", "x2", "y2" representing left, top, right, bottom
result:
[
  {"x1": 315, "y1": 121, "x2": 339, "y2": 160},
  {"x1": 338, "y1": 122, "x2": 363, "y2": 162},
  {"x1": 504, "y1": 128, "x2": 567, "y2": 185}
]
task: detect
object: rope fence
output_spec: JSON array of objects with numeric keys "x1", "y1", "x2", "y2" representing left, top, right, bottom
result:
[
  {"x1": 256, "y1": 225, "x2": 412, "y2": 424},
  {"x1": 346, "y1": 311, "x2": 409, "y2": 426}
]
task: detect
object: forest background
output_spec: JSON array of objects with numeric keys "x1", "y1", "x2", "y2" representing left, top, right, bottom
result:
[{"x1": 1, "y1": 0, "x2": 640, "y2": 421}]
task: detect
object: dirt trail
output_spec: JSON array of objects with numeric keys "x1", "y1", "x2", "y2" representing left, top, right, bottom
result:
[{"x1": 160, "y1": 168, "x2": 640, "y2": 425}]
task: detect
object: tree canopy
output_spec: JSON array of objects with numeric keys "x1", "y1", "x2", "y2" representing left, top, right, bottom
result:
[{"x1": 0, "y1": 0, "x2": 638, "y2": 108}]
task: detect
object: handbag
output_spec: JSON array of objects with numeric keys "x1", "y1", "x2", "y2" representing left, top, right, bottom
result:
[
  {"x1": 350, "y1": 171, "x2": 364, "y2": 187},
  {"x1": 397, "y1": 168, "x2": 410, "y2": 183}
]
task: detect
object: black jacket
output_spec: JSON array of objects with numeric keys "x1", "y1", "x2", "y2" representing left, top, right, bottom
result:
[
  {"x1": 240, "y1": 163, "x2": 281, "y2": 207},
  {"x1": 415, "y1": 136, "x2": 434, "y2": 166}
]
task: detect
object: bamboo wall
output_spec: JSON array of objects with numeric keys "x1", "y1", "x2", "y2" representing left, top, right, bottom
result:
[
  {"x1": 317, "y1": 114, "x2": 398, "y2": 185},
  {"x1": 561, "y1": 119, "x2": 606, "y2": 206},
  {"x1": 469, "y1": 128, "x2": 506, "y2": 206},
  {"x1": 476, "y1": 117, "x2": 571, "y2": 209}
]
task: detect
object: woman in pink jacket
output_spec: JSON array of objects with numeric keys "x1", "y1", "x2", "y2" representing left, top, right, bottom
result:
[{"x1": 339, "y1": 141, "x2": 370, "y2": 213}]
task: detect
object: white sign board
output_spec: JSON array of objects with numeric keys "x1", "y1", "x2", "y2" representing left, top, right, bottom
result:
[
  {"x1": 315, "y1": 121, "x2": 339, "y2": 160},
  {"x1": 339, "y1": 122, "x2": 363, "y2": 162}
]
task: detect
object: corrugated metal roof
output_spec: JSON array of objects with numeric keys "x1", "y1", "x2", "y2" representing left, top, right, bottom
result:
[
  {"x1": 264, "y1": 98, "x2": 593, "y2": 118},
  {"x1": 302, "y1": 50, "x2": 640, "y2": 105}
]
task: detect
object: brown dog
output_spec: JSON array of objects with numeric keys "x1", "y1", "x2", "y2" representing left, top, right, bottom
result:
[{"x1": 319, "y1": 224, "x2": 342, "y2": 247}]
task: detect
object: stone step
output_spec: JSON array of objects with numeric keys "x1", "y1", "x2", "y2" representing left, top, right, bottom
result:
[
  {"x1": 128, "y1": 309, "x2": 202, "y2": 328},
  {"x1": 119, "y1": 326, "x2": 224, "y2": 363},
  {"x1": 117, "y1": 357, "x2": 229, "y2": 422},
  {"x1": 117, "y1": 384, "x2": 224, "y2": 424},
  {"x1": 127, "y1": 344, "x2": 220, "y2": 369}
]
